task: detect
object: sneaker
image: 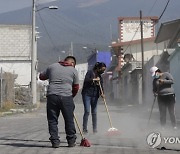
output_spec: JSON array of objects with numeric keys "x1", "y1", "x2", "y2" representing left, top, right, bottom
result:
[
  {"x1": 93, "y1": 129, "x2": 97, "y2": 134},
  {"x1": 68, "y1": 142, "x2": 76, "y2": 147},
  {"x1": 52, "y1": 143, "x2": 60, "y2": 148},
  {"x1": 83, "y1": 129, "x2": 88, "y2": 134}
]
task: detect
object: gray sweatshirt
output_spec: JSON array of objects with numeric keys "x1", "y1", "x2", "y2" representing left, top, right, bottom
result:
[
  {"x1": 153, "y1": 72, "x2": 174, "y2": 96},
  {"x1": 40, "y1": 63, "x2": 79, "y2": 96}
]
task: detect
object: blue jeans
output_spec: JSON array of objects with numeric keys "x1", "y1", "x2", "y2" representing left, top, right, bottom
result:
[
  {"x1": 47, "y1": 95, "x2": 76, "y2": 145},
  {"x1": 82, "y1": 94, "x2": 99, "y2": 131}
]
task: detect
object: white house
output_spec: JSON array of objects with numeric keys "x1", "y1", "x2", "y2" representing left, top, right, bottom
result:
[
  {"x1": 0, "y1": 24, "x2": 32, "y2": 85},
  {"x1": 110, "y1": 16, "x2": 164, "y2": 103}
]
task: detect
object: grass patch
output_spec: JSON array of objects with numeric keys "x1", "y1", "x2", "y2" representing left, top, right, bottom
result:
[{"x1": 0, "y1": 101, "x2": 16, "y2": 112}]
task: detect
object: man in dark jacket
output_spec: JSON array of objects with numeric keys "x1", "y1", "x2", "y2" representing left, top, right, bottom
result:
[
  {"x1": 150, "y1": 66, "x2": 177, "y2": 130},
  {"x1": 39, "y1": 56, "x2": 79, "y2": 148}
]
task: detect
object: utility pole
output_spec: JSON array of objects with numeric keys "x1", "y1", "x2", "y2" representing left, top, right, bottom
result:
[
  {"x1": 31, "y1": 0, "x2": 37, "y2": 105},
  {"x1": 31, "y1": 1, "x2": 58, "y2": 105},
  {"x1": 69, "y1": 42, "x2": 73, "y2": 56},
  {"x1": 0, "y1": 67, "x2": 2, "y2": 108},
  {"x1": 71, "y1": 42, "x2": 73, "y2": 56},
  {"x1": 140, "y1": 10, "x2": 144, "y2": 104},
  {"x1": 110, "y1": 24, "x2": 113, "y2": 42}
]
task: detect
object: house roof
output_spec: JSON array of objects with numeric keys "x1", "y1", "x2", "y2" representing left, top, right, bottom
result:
[
  {"x1": 155, "y1": 19, "x2": 180, "y2": 48},
  {"x1": 111, "y1": 37, "x2": 155, "y2": 48},
  {"x1": 118, "y1": 16, "x2": 158, "y2": 21}
]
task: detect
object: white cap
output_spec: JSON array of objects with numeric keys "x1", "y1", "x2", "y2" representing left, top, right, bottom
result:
[{"x1": 150, "y1": 66, "x2": 158, "y2": 77}]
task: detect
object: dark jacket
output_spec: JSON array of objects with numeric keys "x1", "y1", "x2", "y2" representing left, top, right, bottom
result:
[
  {"x1": 81, "y1": 70, "x2": 103, "y2": 97},
  {"x1": 153, "y1": 72, "x2": 174, "y2": 96}
]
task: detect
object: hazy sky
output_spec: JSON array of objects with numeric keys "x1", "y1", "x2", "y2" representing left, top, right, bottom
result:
[
  {"x1": 0, "y1": 0, "x2": 179, "y2": 20},
  {"x1": 77, "y1": 0, "x2": 110, "y2": 8},
  {"x1": 0, "y1": 0, "x2": 178, "y2": 67},
  {"x1": 0, "y1": 0, "x2": 56, "y2": 13}
]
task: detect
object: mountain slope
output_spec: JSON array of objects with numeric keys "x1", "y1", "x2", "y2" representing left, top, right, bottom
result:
[{"x1": 0, "y1": 0, "x2": 179, "y2": 70}]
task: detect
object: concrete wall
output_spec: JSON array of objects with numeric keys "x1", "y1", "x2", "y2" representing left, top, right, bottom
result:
[
  {"x1": 169, "y1": 47, "x2": 180, "y2": 104},
  {"x1": 122, "y1": 41, "x2": 164, "y2": 62},
  {"x1": 0, "y1": 25, "x2": 31, "y2": 60},
  {"x1": 130, "y1": 69, "x2": 142, "y2": 104},
  {"x1": 111, "y1": 71, "x2": 120, "y2": 100},
  {"x1": 120, "y1": 19, "x2": 155, "y2": 42},
  {"x1": 144, "y1": 55, "x2": 160, "y2": 105},
  {"x1": 121, "y1": 62, "x2": 143, "y2": 105},
  {"x1": 119, "y1": 41, "x2": 164, "y2": 105},
  {"x1": 121, "y1": 64, "x2": 132, "y2": 104},
  {"x1": 112, "y1": 41, "x2": 164, "y2": 105},
  {"x1": 75, "y1": 63, "x2": 88, "y2": 89},
  {"x1": 0, "y1": 24, "x2": 32, "y2": 85},
  {"x1": 0, "y1": 61, "x2": 31, "y2": 85}
]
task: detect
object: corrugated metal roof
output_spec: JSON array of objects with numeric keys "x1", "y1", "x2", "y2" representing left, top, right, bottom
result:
[{"x1": 155, "y1": 19, "x2": 180, "y2": 47}]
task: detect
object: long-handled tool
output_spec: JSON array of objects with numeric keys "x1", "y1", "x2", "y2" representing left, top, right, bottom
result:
[
  {"x1": 98, "y1": 81, "x2": 120, "y2": 135},
  {"x1": 147, "y1": 95, "x2": 157, "y2": 126},
  {"x1": 73, "y1": 113, "x2": 91, "y2": 147}
]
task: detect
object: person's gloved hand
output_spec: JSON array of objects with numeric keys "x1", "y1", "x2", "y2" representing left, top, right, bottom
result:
[
  {"x1": 100, "y1": 94, "x2": 105, "y2": 99},
  {"x1": 158, "y1": 79, "x2": 164, "y2": 85},
  {"x1": 93, "y1": 77, "x2": 100, "y2": 81},
  {"x1": 154, "y1": 93, "x2": 158, "y2": 97}
]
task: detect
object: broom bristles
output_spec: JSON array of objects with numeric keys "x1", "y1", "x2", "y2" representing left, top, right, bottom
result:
[
  {"x1": 106, "y1": 127, "x2": 121, "y2": 136},
  {"x1": 80, "y1": 138, "x2": 91, "y2": 147},
  {"x1": 108, "y1": 127, "x2": 118, "y2": 132}
]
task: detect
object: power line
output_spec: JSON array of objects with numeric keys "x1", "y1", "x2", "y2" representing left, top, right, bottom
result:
[
  {"x1": 144, "y1": 0, "x2": 170, "y2": 28},
  {"x1": 146, "y1": 0, "x2": 158, "y2": 16},
  {"x1": 37, "y1": 11, "x2": 86, "y2": 45},
  {"x1": 37, "y1": 11, "x2": 57, "y2": 49},
  {"x1": 158, "y1": 0, "x2": 170, "y2": 21}
]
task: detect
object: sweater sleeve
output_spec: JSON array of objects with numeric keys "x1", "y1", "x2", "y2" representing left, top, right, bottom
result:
[
  {"x1": 72, "y1": 69, "x2": 79, "y2": 97},
  {"x1": 72, "y1": 84, "x2": 79, "y2": 97},
  {"x1": 39, "y1": 70, "x2": 48, "y2": 80},
  {"x1": 163, "y1": 72, "x2": 174, "y2": 85}
]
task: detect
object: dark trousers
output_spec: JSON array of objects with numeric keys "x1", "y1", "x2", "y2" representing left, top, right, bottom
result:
[
  {"x1": 157, "y1": 94, "x2": 176, "y2": 127},
  {"x1": 82, "y1": 94, "x2": 98, "y2": 131},
  {"x1": 47, "y1": 95, "x2": 76, "y2": 144}
]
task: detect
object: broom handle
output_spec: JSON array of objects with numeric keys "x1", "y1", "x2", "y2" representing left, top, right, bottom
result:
[
  {"x1": 98, "y1": 81, "x2": 114, "y2": 128},
  {"x1": 147, "y1": 96, "x2": 157, "y2": 126},
  {"x1": 73, "y1": 113, "x2": 85, "y2": 139}
]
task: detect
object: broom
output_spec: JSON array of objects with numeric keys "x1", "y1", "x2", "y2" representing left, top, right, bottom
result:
[
  {"x1": 98, "y1": 80, "x2": 120, "y2": 135},
  {"x1": 147, "y1": 95, "x2": 157, "y2": 127},
  {"x1": 73, "y1": 113, "x2": 91, "y2": 147}
]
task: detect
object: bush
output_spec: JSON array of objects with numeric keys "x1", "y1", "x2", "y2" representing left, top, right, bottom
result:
[{"x1": 0, "y1": 101, "x2": 16, "y2": 112}]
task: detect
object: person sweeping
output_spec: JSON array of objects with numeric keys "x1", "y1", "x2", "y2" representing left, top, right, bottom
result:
[
  {"x1": 81, "y1": 62, "x2": 106, "y2": 134},
  {"x1": 39, "y1": 56, "x2": 79, "y2": 148},
  {"x1": 150, "y1": 66, "x2": 177, "y2": 130}
]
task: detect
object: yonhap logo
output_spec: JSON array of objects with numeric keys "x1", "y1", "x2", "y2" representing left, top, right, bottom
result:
[
  {"x1": 146, "y1": 132, "x2": 180, "y2": 148},
  {"x1": 146, "y1": 132, "x2": 162, "y2": 148},
  {"x1": 164, "y1": 137, "x2": 180, "y2": 144}
]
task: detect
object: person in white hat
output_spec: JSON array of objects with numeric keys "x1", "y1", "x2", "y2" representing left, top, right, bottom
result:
[
  {"x1": 150, "y1": 66, "x2": 177, "y2": 130},
  {"x1": 150, "y1": 66, "x2": 159, "y2": 77}
]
